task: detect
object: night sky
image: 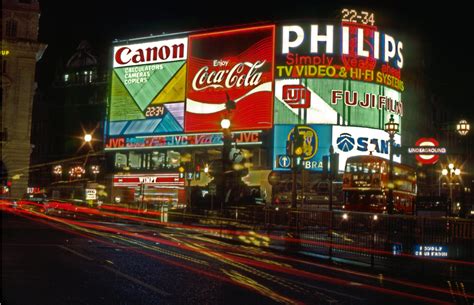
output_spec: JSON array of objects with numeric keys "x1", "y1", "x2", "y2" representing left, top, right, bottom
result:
[{"x1": 36, "y1": 0, "x2": 472, "y2": 122}]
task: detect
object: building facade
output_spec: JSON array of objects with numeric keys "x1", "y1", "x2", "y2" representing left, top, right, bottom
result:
[
  {"x1": 1, "y1": 0, "x2": 47, "y2": 197},
  {"x1": 104, "y1": 16, "x2": 426, "y2": 209},
  {"x1": 30, "y1": 40, "x2": 108, "y2": 197}
]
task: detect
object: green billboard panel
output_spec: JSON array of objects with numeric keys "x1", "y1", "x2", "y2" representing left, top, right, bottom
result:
[{"x1": 274, "y1": 78, "x2": 402, "y2": 131}]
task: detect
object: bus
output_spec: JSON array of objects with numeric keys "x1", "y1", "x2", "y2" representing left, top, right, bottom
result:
[{"x1": 342, "y1": 155, "x2": 417, "y2": 214}]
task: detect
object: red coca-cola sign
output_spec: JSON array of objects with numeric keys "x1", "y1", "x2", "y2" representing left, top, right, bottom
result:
[{"x1": 185, "y1": 25, "x2": 275, "y2": 132}]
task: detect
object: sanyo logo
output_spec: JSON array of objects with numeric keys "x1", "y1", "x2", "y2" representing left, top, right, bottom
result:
[{"x1": 336, "y1": 133, "x2": 397, "y2": 155}]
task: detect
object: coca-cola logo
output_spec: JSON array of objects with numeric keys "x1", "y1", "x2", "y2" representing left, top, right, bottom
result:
[{"x1": 191, "y1": 60, "x2": 265, "y2": 91}]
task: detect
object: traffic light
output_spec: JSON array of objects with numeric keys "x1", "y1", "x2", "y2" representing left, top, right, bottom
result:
[
  {"x1": 178, "y1": 166, "x2": 185, "y2": 179},
  {"x1": 195, "y1": 165, "x2": 201, "y2": 180},
  {"x1": 330, "y1": 153, "x2": 339, "y2": 178},
  {"x1": 293, "y1": 126, "x2": 304, "y2": 156},
  {"x1": 322, "y1": 155, "x2": 329, "y2": 179}
]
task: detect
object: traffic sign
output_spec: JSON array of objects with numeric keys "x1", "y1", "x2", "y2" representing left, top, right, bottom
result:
[
  {"x1": 278, "y1": 155, "x2": 291, "y2": 168},
  {"x1": 85, "y1": 189, "x2": 97, "y2": 200},
  {"x1": 409, "y1": 138, "x2": 446, "y2": 165}
]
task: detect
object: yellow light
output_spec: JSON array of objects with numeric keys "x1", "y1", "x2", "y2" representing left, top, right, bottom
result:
[
  {"x1": 220, "y1": 118, "x2": 231, "y2": 129},
  {"x1": 295, "y1": 147, "x2": 303, "y2": 156},
  {"x1": 178, "y1": 166, "x2": 185, "y2": 173}
]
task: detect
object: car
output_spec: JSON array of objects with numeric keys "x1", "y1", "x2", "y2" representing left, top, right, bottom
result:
[{"x1": 18, "y1": 193, "x2": 50, "y2": 212}]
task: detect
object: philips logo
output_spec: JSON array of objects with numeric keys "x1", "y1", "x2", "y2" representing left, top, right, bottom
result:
[{"x1": 337, "y1": 133, "x2": 355, "y2": 152}]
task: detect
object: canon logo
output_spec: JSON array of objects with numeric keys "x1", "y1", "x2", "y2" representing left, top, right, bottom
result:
[
  {"x1": 191, "y1": 61, "x2": 265, "y2": 91},
  {"x1": 113, "y1": 38, "x2": 187, "y2": 68}
]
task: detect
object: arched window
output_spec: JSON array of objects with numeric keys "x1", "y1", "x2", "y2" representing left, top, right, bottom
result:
[{"x1": 6, "y1": 19, "x2": 18, "y2": 37}]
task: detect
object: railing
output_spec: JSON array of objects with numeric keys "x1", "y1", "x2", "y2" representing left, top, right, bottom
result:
[{"x1": 175, "y1": 206, "x2": 474, "y2": 267}]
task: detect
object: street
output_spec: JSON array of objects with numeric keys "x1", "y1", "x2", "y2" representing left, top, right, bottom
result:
[{"x1": 2, "y1": 201, "x2": 472, "y2": 305}]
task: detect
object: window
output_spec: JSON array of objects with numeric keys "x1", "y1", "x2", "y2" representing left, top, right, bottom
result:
[
  {"x1": 151, "y1": 151, "x2": 166, "y2": 170},
  {"x1": 129, "y1": 152, "x2": 142, "y2": 170},
  {"x1": 6, "y1": 20, "x2": 18, "y2": 37},
  {"x1": 166, "y1": 150, "x2": 180, "y2": 169},
  {"x1": 115, "y1": 153, "x2": 127, "y2": 169}
]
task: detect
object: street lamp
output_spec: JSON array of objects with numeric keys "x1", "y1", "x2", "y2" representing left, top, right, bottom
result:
[
  {"x1": 91, "y1": 165, "x2": 100, "y2": 181},
  {"x1": 384, "y1": 114, "x2": 399, "y2": 214},
  {"x1": 456, "y1": 119, "x2": 470, "y2": 136},
  {"x1": 53, "y1": 165, "x2": 63, "y2": 180},
  {"x1": 441, "y1": 163, "x2": 461, "y2": 216}
]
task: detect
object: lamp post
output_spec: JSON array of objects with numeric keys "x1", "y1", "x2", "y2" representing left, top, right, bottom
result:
[
  {"x1": 221, "y1": 118, "x2": 232, "y2": 211},
  {"x1": 91, "y1": 165, "x2": 100, "y2": 181},
  {"x1": 220, "y1": 92, "x2": 236, "y2": 212},
  {"x1": 442, "y1": 163, "x2": 461, "y2": 216},
  {"x1": 384, "y1": 114, "x2": 399, "y2": 214}
]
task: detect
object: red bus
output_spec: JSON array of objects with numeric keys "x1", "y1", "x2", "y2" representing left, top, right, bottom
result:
[{"x1": 342, "y1": 155, "x2": 417, "y2": 214}]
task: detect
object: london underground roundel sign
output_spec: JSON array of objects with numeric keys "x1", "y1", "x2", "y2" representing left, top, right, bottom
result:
[{"x1": 414, "y1": 138, "x2": 440, "y2": 165}]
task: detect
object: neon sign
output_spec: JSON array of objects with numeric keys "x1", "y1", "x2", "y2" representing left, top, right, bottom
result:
[{"x1": 105, "y1": 131, "x2": 262, "y2": 150}]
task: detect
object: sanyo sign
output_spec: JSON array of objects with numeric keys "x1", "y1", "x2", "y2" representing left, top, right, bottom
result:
[{"x1": 332, "y1": 126, "x2": 401, "y2": 171}]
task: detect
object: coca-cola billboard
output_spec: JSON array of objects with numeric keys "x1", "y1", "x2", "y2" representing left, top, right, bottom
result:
[{"x1": 185, "y1": 25, "x2": 275, "y2": 132}]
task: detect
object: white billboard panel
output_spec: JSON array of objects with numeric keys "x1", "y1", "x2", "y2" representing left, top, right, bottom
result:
[{"x1": 332, "y1": 125, "x2": 401, "y2": 171}]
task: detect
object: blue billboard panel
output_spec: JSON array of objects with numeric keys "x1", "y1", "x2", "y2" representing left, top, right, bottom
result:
[{"x1": 273, "y1": 125, "x2": 332, "y2": 171}]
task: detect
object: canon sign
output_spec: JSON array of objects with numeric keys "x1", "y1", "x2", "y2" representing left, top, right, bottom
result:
[{"x1": 113, "y1": 37, "x2": 188, "y2": 68}]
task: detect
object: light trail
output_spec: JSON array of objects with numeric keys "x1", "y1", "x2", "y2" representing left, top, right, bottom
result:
[{"x1": 2, "y1": 201, "x2": 472, "y2": 304}]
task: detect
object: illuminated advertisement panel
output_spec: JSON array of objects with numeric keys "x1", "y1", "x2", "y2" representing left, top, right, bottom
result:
[
  {"x1": 275, "y1": 22, "x2": 404, "y2": 91},
  {"x1": 185, "y1": 25, "x2": 275, "y2": 132},
  {"x1": 106, "y1": 37, "x2": 188, "y2": 151},
  {"x1": 332, "y1": 125, "x2": 401, "y2": 171},
  {"x1": 274, "y1": 78, "x2": 402, "y2": 130},
  {"x1": 273, "y1": 125, "x2": 400, "y2": 172},
  {"x1": 273, "y1": 125, "x2": 332, "y2": 172},
  {"x1": 105, "y1": 130, "x2": 262, "y2": 150},
  {"x1": 113, "y1": 173, "x2": 184, "y2": 187}
]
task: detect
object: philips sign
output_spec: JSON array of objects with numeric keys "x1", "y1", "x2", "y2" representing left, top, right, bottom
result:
[{"x1": 333, "y1": 126, "x2": 401, "y2": 171}]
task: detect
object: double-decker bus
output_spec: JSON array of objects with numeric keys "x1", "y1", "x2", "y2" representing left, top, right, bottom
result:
[{"x1": 342, "y1": 155, "x2": 417, "y2": 214}]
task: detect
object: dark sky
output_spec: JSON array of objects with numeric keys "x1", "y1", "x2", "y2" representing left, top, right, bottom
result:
[{"x1": 36, "y1": 0, "x2": 473, "y2": 122}]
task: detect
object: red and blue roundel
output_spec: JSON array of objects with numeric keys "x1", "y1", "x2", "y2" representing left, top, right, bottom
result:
[{"x1": 415, "y1": 138, "x2": 439, "y2": 165}]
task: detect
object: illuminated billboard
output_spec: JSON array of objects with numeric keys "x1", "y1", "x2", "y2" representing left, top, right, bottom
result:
[
  {"x1": 275, "y1": 21, "x2": 404, "y2": 91},
  {"x1": 274, "y1": 78, "x2": 402, "y2": 130},
  {"x1": 106, "y1": 37, "x2": 188, "y2": 150},
  {"x1": 185, "y1": 25, "x2": 275, "y2": 132},
  {"x1": 273, "y1": 124, "x2": 400, "y2": 172},
  {"x1": 332, "y1": 125, "x2": 401, "y2": 171},
  {"x1": 105, "y1": 130, "x2": 262, "y2": 150},
  {"x1": 273, "y1": 125, "x2": 332, "y2": 171}
]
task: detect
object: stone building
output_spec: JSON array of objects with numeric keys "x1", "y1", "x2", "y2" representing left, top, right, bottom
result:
[{"x1": 1, "y1": 0, "x2": 47, "y2": 197}]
